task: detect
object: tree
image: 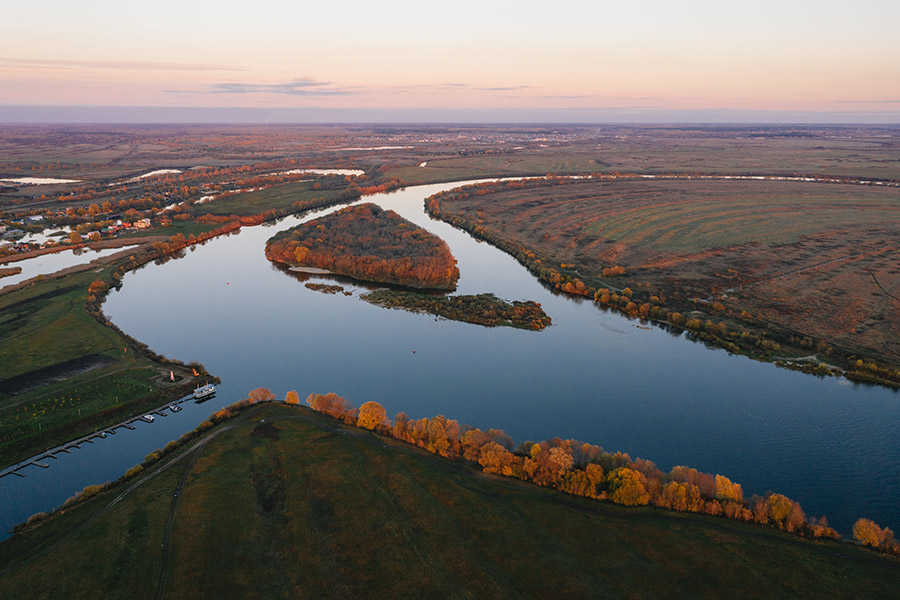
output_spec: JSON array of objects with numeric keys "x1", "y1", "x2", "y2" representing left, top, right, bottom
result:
[
  {"x1": 715, "y1": 474, "x2": 743, "y2": 503},
  {"x1": 853, "y1": 518, "x2": 896, "y2": 552},
  {"x1": 306, "y1": 392, "x2": 352, "y2": 420},
  {"x1": 284, "y1": 390, "x2": 300, "y2": 405},
  {"x1": 357, "y1": 401, "x2": 389, "y2": 430},
  {"x1": 524, "y1": 446, "x2": 574, "y2": 486},
  {"x1": 478, "y1": 442, "x2": 517, "y2": 476},
  {"x1": 88, "y1": 280, "x2": 107, "y2": 295},
  {"x1": 68, "y1": 231, "x2": 82, "y2": 244},
  {"x1": 247, "y1": 388, "x2": 275, "y2": 403},
  {"x1": 607, "y1": 467, "x2": 650, "y2": 506},
  {"x1": 461, "y1": 428, "x2": 491, "y2": 461}
]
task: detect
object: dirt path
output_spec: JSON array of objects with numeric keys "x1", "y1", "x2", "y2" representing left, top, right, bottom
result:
[{"x1": 153, "y1": 438, "x2": 207, "y2": 600}]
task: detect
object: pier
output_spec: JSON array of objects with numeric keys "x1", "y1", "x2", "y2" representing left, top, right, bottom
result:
[{"x1": 0, "y1": 392, "x2": 195, "y2": 480}]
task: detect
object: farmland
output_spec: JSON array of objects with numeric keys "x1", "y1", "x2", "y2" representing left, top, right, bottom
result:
[
  {"x1": 0, "y1": 263, "x2": 205, "y2": 467},
  {"x1": 427, "y1": 178, "x2": 900, "y2": 374},
  {"x1": 2, "y1": 402, "x2": 897, "y2": 599}
]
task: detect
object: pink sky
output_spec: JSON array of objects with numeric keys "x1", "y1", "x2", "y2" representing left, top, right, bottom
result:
[{"x1": 2, "y1": 1, "x2": 898, "y2": 121}]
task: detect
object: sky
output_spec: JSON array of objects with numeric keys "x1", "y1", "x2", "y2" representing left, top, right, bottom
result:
[{"x1": 2, "y1": 0, "x2": 899, "y2": 123}]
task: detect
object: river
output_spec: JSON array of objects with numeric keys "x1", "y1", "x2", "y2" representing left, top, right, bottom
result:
[{"x1": 1, "y1": 180, "x2": 897, "y2": 537}]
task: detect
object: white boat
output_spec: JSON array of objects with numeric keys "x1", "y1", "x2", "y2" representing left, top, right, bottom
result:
[
  {"x1": 193, "y1": 383, "x2": 216, "y2": 400},
  {"x1": 142, "y1": 415, "x2": 155, "y2": 423}
]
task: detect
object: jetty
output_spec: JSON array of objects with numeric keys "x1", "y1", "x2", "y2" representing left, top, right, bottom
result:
[{"x1": 0, "y1": 392, "x2": 195, "y2": 480}]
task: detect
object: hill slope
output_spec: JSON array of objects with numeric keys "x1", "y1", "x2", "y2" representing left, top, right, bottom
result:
[{"x1": 1, "y1": 403, "x2": 897, "y2": 599}]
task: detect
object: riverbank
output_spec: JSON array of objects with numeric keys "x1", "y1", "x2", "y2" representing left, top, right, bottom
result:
[
  {"x1": 0, "y1": 257, "x2": 216, "y2": 467},
  {"x1": 425, "y1": 177, "x2": 900, "y2": 388},
  {"x1": 0, "y1": 178, "x2": 391, "y2": 468},
  {"x1": 361, "y1": 289, "x2": 551, "y2": 330},
  {"x1": 2, "y1": 401, "x2": 896, "y2": 598},
  {"x1": 0, "y1": 236, "x2": 163, "y2": 266}
]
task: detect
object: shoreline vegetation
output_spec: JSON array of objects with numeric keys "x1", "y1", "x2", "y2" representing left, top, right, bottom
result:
[
  {"x1": 4, "y1": 400, "x2": 897, "y2": 599},
  {"x1": 265, "y1": 203, "x2": 460, "y2": 291},
  {"x1": 0, "y1": 173, "x2": 406, "y2": 468},
  {"x1": 424, "y1": 178, "x2": 900, "y2": 389},
  {"x1": 14, "y1": 389, "x2": 899, "y2": 563},
  {"x1": 361, "y1": 289, "x2": 552, "y2": 330}
]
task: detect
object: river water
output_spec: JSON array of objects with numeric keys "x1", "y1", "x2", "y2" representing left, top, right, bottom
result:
[
  {"x1": 0, "y1": 245, "x2": 137, "y2": 288},
  {"x1": 2, "y1": 180, "x2": 897, "y2": 537}
]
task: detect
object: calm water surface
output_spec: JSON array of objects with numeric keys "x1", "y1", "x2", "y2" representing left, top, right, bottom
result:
[
  {"x1": 2, "y1": 180, "x2": 898, "y2": 537},
  {"x1": 1, "y1": 245, "x2": 137, "y2": 288}
]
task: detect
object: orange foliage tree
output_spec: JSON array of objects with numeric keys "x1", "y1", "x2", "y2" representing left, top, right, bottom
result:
[
  {"x1": 294, "y1": 391, "x2": 850, "y2": 548},
  {"x1": 357, "y1": 401, "x2": 390, "y2": 430}
]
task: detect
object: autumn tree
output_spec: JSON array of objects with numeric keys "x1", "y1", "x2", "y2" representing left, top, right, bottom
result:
[
  {"x1": 461, "y1": 428, "x2": 491, "y2": 461},
  {"x1": 357, "y1": 401, "x2": 389, "y2": 430},
  {"x1": 607, "y1": 467, "x2": 650, "y2": 506},
  {"x1": 87, "y1": 280, "x2": 107, "y2": 296},
  {"x1": 524, "y1": 446, "x2": 574, "y2": 486},
  {"x1": 853, "y1": 518, "x2": 897, "y2": 552},
  {"x1": 478, "y1": 442, "x2": 518, "y2": 476},
  {"x1": 656, "y1": 481, "x2": 702, "y2": 512},
  {"x1": 306, "y1": 392, "x2": 353, "y2": 420},
  {"x1": 247, "y1": 387, "x2": 275, "y2": 403},
  {"x1": 284, "y1": 390, "x2": 300, "y2": 405},
  {"x1": 714, "y1": 474, "x2": 743, "y2": 503}
]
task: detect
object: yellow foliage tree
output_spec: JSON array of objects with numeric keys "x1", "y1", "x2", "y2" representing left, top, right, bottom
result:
[
  {"x1": 607, "y1": 467, "x2": 650, "y2": 506},
  {"x1": 357, "y1": 401, "x2": 389, "y2": 430}
]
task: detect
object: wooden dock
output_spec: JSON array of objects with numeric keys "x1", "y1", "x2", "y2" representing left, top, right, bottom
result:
[{"x1": 0, "y1": 392, "x2": 196, "y2": 480}]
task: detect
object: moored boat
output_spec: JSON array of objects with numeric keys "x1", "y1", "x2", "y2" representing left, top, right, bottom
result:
[{"x1": 193, "y1": 383, "x2": 216, "y2": 400}]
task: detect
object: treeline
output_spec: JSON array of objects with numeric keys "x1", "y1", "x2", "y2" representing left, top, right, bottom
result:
[
  {"x1": 266, "y1": 203, "x2": 459, "y2": 290},
  {"x1": 18, "y1": 387, "x2": 899, "y2": 558},
  {"x1": 299, "y1": 391, "x2": 900, "y2": 556}
]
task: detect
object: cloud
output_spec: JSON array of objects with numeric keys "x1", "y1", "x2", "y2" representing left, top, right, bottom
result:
[
  {"x1": 476, "y1": 85, "x2": 531, "y2": 92},
  {"x1": 0, "y1": 57, "x2": 241, "y2": 72},
  {"x1": 171, "y1": 78, "x2": 355, "y2": 96},
  {"x1": 540, "y1": 94, "x2": 592, "y2": 100},
  {"x1": 836, "y1": 99, "x2": 900, "y2": 104}
]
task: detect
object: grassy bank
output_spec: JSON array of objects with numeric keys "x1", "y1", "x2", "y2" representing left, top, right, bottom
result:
[
  {"x1": 197, "y1": 180, "x2": 357, "y2": 216},
  {"x1": 2, "y1": 402, "x2": 896, "y2": 599},
  {"x1": 0, "y1": 259, "x2": 204, "y2": 467}
]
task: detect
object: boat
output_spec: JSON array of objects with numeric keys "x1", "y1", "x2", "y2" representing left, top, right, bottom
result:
[
  {"x1": 193, "y1": 383, "x2": 216, "y2": 401},
  {"x1": 142, "y1": 415, "x2": 155, "y2": 423}
]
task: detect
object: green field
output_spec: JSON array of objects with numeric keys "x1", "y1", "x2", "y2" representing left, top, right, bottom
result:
[
  {"x1": 2, "y1": 403, "x2": 896, "y2": 599},
  {"x1": 0, "y1": 264, "x2": 196, "y2": 467},
  {"x1": 117, "y1": 220, "x2": 220, "y2": 240},
  {"x1": 198, "y1": 181, "x2": 356, "y2": 216}
]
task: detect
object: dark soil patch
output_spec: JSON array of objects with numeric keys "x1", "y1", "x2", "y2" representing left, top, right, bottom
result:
[
  {"x1": 0, "y1": 354, "x2": 115, "y2": 395},
  {"x1": 252, "y1": 421, "x2": 280, "y2": 440}
]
